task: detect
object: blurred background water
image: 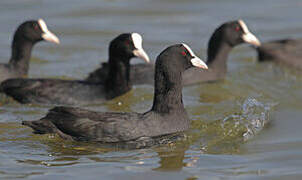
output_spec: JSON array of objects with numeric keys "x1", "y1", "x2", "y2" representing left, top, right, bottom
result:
[{"x1": 0, "y1": 0, "x2": 302, "y2": 179}]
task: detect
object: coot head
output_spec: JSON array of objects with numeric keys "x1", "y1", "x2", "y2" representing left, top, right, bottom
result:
[
  {"x1": 109, "y1": 33, "x2": 150, "y2": 63},
  {"x1": 211, "y1": 20, "x2": 261, "y2": 48},
  {"x1": 15, "y1": 19, "x2": 60, "y2": 44},
  {"x1": 155, "y1": 43, "x2": 208, "y2": 81},
  {"x1": 156, "y1": 43, "x2": 208, "y2": 75},
  {"x1": 152, "y1": 43, "x2": 207, "y2": 113}
]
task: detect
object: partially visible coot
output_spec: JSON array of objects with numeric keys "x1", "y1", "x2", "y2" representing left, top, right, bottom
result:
[
  {"x1": 22, "y1": 44, "x2": 208, "y2": 148},
  {"x1": 0, "y1": 33, "x2": 149, "y2": 105},
  {"x1": 0, "y1": 19, "x2": 60, "y2": 83},
  {"x1": 86, "y1": 20, "x2": 260, "y2": 85},
  {"x1": 257, "y1": 38, "x2": 302, "y2": 69}
]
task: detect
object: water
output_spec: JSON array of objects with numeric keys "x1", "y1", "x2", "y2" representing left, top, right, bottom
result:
[{"x1": 0, "y1": 0, "x2": 302, "y2": 179}]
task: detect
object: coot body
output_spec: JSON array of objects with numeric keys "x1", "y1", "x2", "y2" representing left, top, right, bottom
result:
[
  {"x1": 0, "y1": 19, "x2": 59, "y2": 83},
  {"x1": 257, "y1": 38, "x2": 302, "y2": 69},
  {"x1": 86, "y1": 20, "x2": 260, "y2": 85},
  {"x1": 0, "y1": 33, "x2": 149, "y2": 105},
  {"x1": 22, "y1": 44, "x2": 208, "y2": 146}
]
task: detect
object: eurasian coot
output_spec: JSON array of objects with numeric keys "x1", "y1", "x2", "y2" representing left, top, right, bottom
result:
[
  {"x1": 86, "y1": 20, "x2": 260, "y2": 85},
  {"x1": 257, "y1": 38, "x2": 302, "y2": 69},
  {"x1": 22, "y1": 44, "x2": 208, "y2": 147},
  {"x1": 0, "y1": 19, "x2": 59, "y2": 83},
  {"x1": 0, "y1": 33, "x2": 149, "y2": 105}
]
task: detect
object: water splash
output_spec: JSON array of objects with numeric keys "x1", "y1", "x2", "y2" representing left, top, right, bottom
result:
[
  {"x1": 222, "y1": 98, "x2": 276, "y2": 141},
  {"x1": 190, "y1": 97, "x2": 277, "y2": 154}
]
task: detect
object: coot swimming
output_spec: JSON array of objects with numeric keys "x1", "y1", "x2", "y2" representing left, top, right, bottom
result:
[
  {"x1": 0, "y1": 19, "x2": 59, "y2": 83},
  {"x1": 22, "y1": 43, "x2": 208, "y2": 147},
  {"x1": 0, "y1": 33, "x2": 149, "y2": 105},
  {"x1": 86, "y1": 20, "x2": 260, "y2": 85},
  {"x1": 257, "y1": 38, "x2": 302, "y2": 69}
]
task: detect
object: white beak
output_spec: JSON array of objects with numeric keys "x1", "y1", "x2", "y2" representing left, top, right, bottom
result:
[
  {"x1": 133, "y1": 48, "x2": 150, "y2": 63},
  {"x1": 191, "y1": 56, "x2": 208, "y2": 69},
  {"x1": 182, "y1": 43, "x2": 208, "y2": 69},
  {"x1": 38, "y1": 19, "x2": 60, "y2": 44},
  {"x1": 42, "y1": 32, "x2": 60, "y2": 44},
  {"x1": 131, "y1": 33, "x2": 150, "y2": 63},
  {"x1": 242, "y1": 32, "x2": 261, "y2": 47},
  {"x1": 238, "y1": 19, "x2": 261, "y2": 47}
]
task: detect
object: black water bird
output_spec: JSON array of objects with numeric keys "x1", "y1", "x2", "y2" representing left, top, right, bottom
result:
[
  {"x1": 22, "y1": 44, "x2": 208, "y2": 146},
  {"x1": 0, "y1": 33, "x2": 149, "y2": 105},
  {"x1": 0, "y1": 19, "x2": 59, "y2": 83},
  {"x1": 257, "y1": 38, "x2": 302, "y2": 69},
  {"x1": 86, "y1": 20, "x2": 260, "y2": 85}
]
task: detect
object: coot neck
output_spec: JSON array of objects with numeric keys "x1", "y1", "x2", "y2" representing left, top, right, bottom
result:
[
  {"x1": 105, "y1": 55, "x2": 131, "y2": 98},
  {"x1": 151, "y1": 66, "x2": 185, "y2": 114},
  {"x1": 9, "y1": 35, "x2": 34, "y2": 76},
  {"x1": 206, "y1": 39, "x2": 232, "y2": 75}
]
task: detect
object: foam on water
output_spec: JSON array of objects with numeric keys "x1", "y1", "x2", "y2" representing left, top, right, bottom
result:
[
  {"x1": 189, "y1": 97, "x2": 277, "y2": 154},
  {"x1": 222, "y1": 98, "x2": 276, "y2": 141}
]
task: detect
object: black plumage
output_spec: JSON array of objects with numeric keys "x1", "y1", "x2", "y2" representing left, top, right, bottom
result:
[
  {"x1": 0, "y1": 19, "x2": 59, "y2": 83},
  {"x1": 86, "y1": 20, "x2": 260, "y2": 85},
  {"x1": 22, "y1": 44, "x2": 208, "y2": 146},
  {"x1": 257, "y1": 38, "x2": 302, "y2": 69},
  {"x1": 0, "y1": 33, "x2": 149, "y2": 105}
]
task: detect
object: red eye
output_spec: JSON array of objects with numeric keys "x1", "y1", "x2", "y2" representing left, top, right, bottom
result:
[
  {"x1": 235, "y1": 26, "x2": 240, "y2": 32},
  {"x1": 181, "y1": 51, "x2": 186, "y2": 56},
  {"x1": 33, "y1": 24, "x2": 39, "y2": 31}
]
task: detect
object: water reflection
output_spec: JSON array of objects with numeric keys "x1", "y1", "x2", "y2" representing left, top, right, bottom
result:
[{"x1": 153, "y1": 145, "x2": 188, "y2": 171}]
